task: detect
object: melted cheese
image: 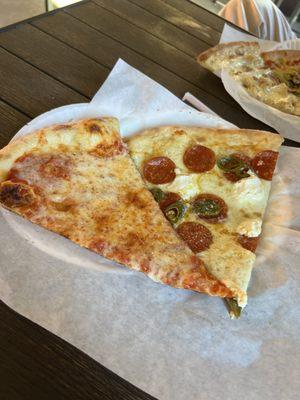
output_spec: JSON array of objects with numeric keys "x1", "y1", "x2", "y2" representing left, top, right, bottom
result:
[
  {"x1": 232, "y1": 172, "x2": 270, "y2": 211},
  {"x1": 236, "y1": 218, "x2": 262, "y2": 237},
  {"x1": 201, "y1": 43, "x2": 261, "y2": 74},
  {"x1": 156, "y1": 173, "x2": 199, "y2": 200},
  {"x1": 237, "y1": 70, "x2": 300, "y2": 116}
]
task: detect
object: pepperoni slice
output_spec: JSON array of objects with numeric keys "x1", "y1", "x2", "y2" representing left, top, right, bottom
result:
[
  {"x1": 183, "y1": 145, "x2": 215, "y2": 173},
  {"x1": 143, "y1": 157, "x2": 176, "y2": 184},
  {"x1": 177, "y1": 222, "x2": 213, "y2": 253},
  {"x1": 192, "y1": 193, "x2": 228, "y2": 223},
  {"x1": 251, "y1": 150, "x2": 279, "y2": 181},
  {"x1": 238, "y1": 235, "x2": 260, "y2": 253},
  {"x1": 159, "y1": 192, "x2": 181, "y2": 212}
]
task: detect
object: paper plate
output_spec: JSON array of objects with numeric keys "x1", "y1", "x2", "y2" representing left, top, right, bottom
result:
[
  {"x1": 219, "y1": 24, "x2": 300, "y2": 142},
  {"x1": 221, "y1": 70, "x2": 300, "y2": 143},
  {"x1": 2, "y1": 103, "x2": 234, "y2": 273},
  {"x1": 15, "y1": 102, "x2": 235, "y2": 139}
]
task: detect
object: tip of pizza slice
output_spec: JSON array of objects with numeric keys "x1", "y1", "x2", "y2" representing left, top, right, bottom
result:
[{"x1": 197, "y1": 41, "x2": 260, "y2": 74}]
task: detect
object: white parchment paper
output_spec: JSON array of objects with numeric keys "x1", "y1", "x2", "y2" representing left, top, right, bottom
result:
[
  {"x1": 219, "y1": 24, "x2": 300, "y2": 142},
  {"x1": 0, "y1": 60, "x2": 299, "y2": 400}
]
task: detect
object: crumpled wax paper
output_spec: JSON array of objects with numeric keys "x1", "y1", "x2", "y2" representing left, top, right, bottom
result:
[
  {"x1": 0, "y1": 60, "x2": 299, "y2": 400},
  {"x1": 218, "y1": 24, "x2": 300, "y2": 142}
]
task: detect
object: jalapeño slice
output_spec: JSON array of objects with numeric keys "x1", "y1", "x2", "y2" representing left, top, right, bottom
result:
[
  {"x1": 217, "y1": 156, "x2": 243, "y2": 171},
  {"x1": 234, "y1": 165, "x2": 250, "y2": 179},
  {"x1": 193, "y1": 198, "x2": 221, "y2": 218},
  {"x1": 225, "y1": 298, "x2": 242, "y2": 319},
  {"x1": 217, "y1": 155, "x2": 250, "y2": 179},
  {"x1": 150, "y1": 188, "x2": 166, "y2": 202},
  {"x1": 164, "y1": 201, "x2": 186, "y2": 225}
]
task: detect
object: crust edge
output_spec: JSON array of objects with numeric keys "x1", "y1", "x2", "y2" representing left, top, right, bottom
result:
[
  {"x1": 0, "y1": 117, "x2": 120, "y2": 182},
  {"x1": 197, "y1": 41, "x2": 259, "y2": 65}
]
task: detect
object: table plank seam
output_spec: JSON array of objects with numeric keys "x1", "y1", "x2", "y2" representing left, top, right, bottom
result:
[
  {"x1": 0, "y1": 97, "x2": 32, "y2": 120},
  {"x1": 125, "y1": 0, "x2": 219, "y2": 46},
  {"x1": 63, "y1": 7, "x2": 189, "y2": 69},
  {"x1": 161, "y1": 0, "x2": 223, "y2": 32},
  {"x1": 73, "y1": 1, "x2": 250, "y2": 111},
  {"x1": 30, "y1": 22, "x2": 111, "y2": 74},
  {"x1": 162, "y1": 0, "x2": 254, "y2": 37},
  {"x1": 63, "y1": 7, "x2": 240, "y2": 110},
  {"x1": 91, "y1": 0, "x2": 203, "y2": 60},
  {"x1": 0, "y1": 43, "x2": 91, "y2": 101},
  {"x1": 92, "y1": 0, "x2": 209, "y2": 57},
  {"x1": 32, "y1": 13, "x2": 245, "y2": 120},
  {"x1": 0, "y1": 14, "x2": 242, "y2": 122},
  {"x1": 165, "y1": 0, "x2": 218, "y2": 16}
]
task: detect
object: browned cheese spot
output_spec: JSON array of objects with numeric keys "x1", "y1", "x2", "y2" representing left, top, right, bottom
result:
[{"x1": 0, "y1": 181, "x2": 37, "y2": 209}]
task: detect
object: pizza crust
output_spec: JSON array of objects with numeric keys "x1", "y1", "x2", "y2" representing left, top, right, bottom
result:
[
  {"x1": 197, "y1": 41, "x2": 259, "y2": 62},
  {"x1": 127, "y1": 127, "x2": 283, "y2": 163},
  {"x1": 261, "y1": 50, "x2": 300, "y2": 66},
  {"x1": 197, "y1": 41, "x2": 260, "y2": 73},
  {"x1": 0, "y1": 117, "x2": 121, "y2": 181}
]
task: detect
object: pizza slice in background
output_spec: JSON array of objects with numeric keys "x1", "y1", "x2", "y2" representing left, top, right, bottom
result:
[
  {"x1": 197, "y1": 41, "x2": 262, "y2": 75},
  {"x1": 198, "y1": 43, "x2": 300, "y2": 116},
  {"x1": 261, "y1": 50, "x2": 300, "y2": 96}
]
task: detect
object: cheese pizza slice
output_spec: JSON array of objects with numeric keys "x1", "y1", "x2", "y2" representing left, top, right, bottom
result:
[
  {"x1": 127, "y1": 127, "x2": 283, "y2": 315},
  {"x1": 0, "y1": 118, "x2": 232, "y2": 300}
]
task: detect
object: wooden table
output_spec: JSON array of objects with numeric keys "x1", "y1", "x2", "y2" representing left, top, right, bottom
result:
[{"x1": 0, "y1": 1, "x2": 298, "y2": 399}]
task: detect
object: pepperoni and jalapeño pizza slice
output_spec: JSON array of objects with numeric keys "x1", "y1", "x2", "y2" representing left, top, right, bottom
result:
[
  {"x1": 261, "y1": 50, "x2": 300, "y2": 96},
  {"x1": 0, "y1": 118, "x2": 232, "y2": 300},
  {"x1": 127, "y1": 127, "x2": 283, "y2": 316},
  {"x1": 198, "y1": 44, "x2": 300, "y2": 117}
]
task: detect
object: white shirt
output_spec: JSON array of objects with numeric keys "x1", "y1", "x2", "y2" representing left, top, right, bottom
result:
[{"x1": 219, "y1": 0, "x2": 297, "y2": 41}]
